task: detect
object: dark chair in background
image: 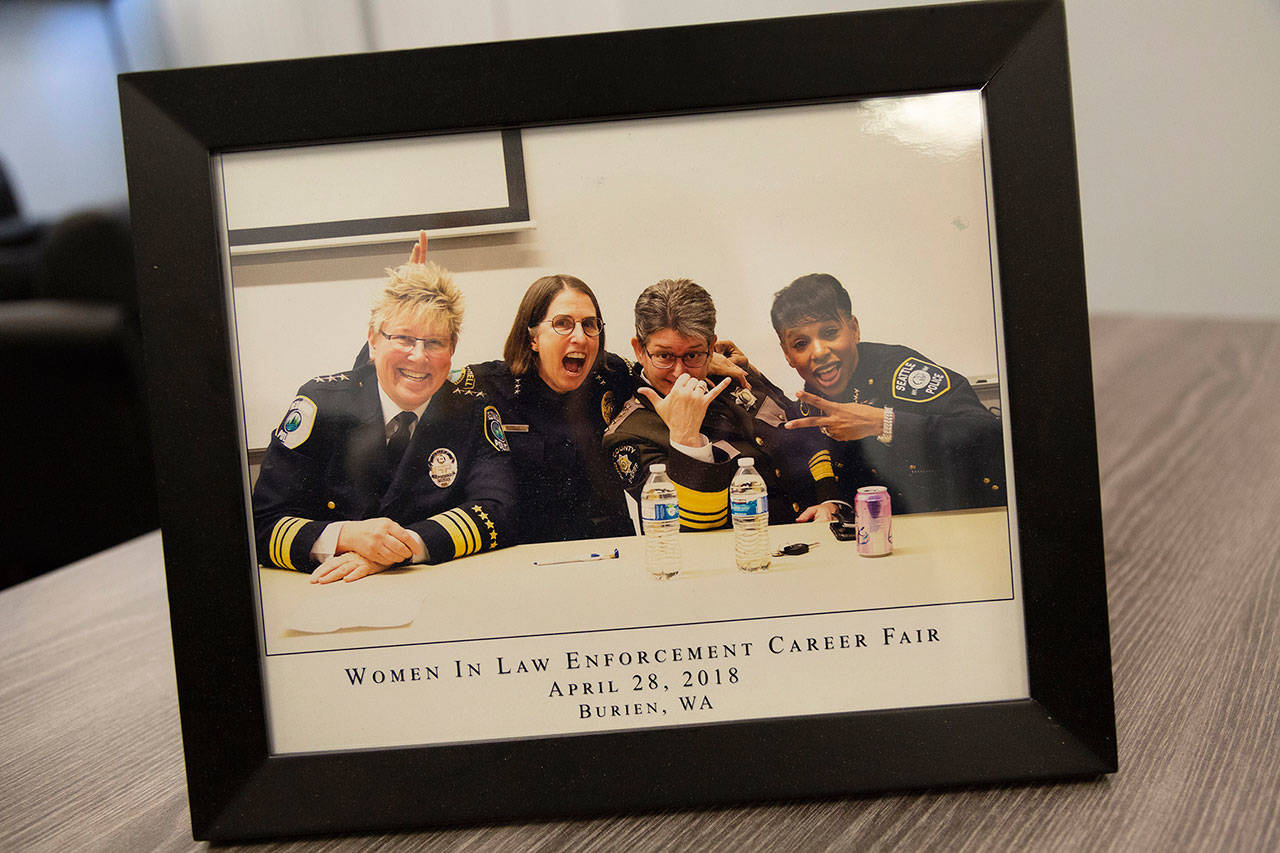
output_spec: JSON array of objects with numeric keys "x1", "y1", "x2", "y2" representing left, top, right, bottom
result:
[{"x1": 0, "y1": 180, "x2": 158, "y2": 589}]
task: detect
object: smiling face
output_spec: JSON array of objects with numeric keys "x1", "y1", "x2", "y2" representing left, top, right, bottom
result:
[
  {"x1": 367, "y1": 308, "x2": 455, "y2": 410},
  {"x1": 632, "y1": 327, "x2": 715, "y2": 396},
  {"x1": 530, "y1": 287, "x2": 601, "y2": 394},
  {"x1": 780, "y1": 314, "x2": 861, "y2": 399}
]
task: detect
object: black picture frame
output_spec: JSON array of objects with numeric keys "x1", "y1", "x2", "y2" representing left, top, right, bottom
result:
[{"x1": 120, "y1": 0, "x2": 1114, "y2": 842}]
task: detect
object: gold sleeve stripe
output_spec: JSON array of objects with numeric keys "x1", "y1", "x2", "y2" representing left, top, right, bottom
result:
[
  {"x1": 447, "y1": 508, "x2": 482, "y2": 555},
  {"x1": 270, "y1": 516, "x2": 309, "y2": 570},
  {"x1": 680, "y1": 509, "x2": 727, "y2": 530},
  {"x1": 674, "y1": 484, "x2": 726, "y2": 516},
  {"x1": 672, "y1": 484, "x2": 727, "y2": 529},
  {"x1": 679, "y1": 505, "x2": 726, "y2": 521},
  {"x1": 432, "y1": 509, "x2": 482, "y2": 558},
  {"x1": 433, "y1": 511, "x2": 469, "y2": 558},
  {"x1": 808, "y1": 450, "x2": 835, "y2": 481}
]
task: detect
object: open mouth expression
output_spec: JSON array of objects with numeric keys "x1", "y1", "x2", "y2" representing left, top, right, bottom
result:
[
  {"x1": 532, "y1": 289, "x2": 600, "y2": 394},
  {"x1": 781, "y1": 316, "x2": 860, "y2": 399}
]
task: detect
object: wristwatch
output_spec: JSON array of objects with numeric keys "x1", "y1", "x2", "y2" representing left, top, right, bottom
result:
[{"x1": 877, "y1": 406, "x2": 895, "y2": 444}]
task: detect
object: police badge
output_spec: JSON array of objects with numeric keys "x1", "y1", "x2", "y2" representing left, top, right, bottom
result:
[{"x1": 428, "y1": 448, "x2": 459, "y2": 488}]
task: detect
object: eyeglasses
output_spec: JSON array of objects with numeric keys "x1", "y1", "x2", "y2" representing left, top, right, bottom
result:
[
  {"x1": 538, "y1": 314, "x2": 603, "y2": 337},
  {"x1": 377, "y1": 328, "x2": 451, "y2": 354},
  {"x1": 644, "y1": 348, "x2": 709, "y2": 369}
]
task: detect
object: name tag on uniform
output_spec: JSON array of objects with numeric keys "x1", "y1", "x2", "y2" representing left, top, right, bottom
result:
[{"x1": 503, "y1": 424, "x2": 530, "y2": 433}]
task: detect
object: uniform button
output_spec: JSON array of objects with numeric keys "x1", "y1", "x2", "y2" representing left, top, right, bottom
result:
[
  {"x1": 792, "y1": 502, "x2": 800, "y2": 513},
  {"x1": 327, "y1": 501, "x2": 336, "y2": 509},
  {"x1": 992, "y1": 484, "x2": 1000, "y2": 490},
  {"x1": 871, "y1": 468, "x2": 878, "y2": 475},
  {"x1": 983, "y1": 477, "x2": 991, "y2": 484},
  {"x1": 774, "y1": 468, "x2": 782, "y2": 478},
  {"x1": 868, "y1": 378, "x2": 874, "y2": 385},
  {"x1": 755, "y1": 437, "x2": 764, "y2": 447},
  {"x1": 836, "y1": 462, "x2": 845, "y2": 469}
]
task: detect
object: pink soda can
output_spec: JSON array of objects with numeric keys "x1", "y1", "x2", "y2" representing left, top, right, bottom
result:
[{"x1": 855, "y1": 486, "x2": 893, "y2": 556}]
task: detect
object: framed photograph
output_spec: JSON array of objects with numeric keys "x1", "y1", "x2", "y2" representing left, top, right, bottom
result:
[{"x1": 120, "y1": 0, "x2": 1115, "y2": 841}]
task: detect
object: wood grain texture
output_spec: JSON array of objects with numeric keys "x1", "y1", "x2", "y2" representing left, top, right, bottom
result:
[{"x1": 1, "y1": 316, "x2": 1276, "y2": 851}]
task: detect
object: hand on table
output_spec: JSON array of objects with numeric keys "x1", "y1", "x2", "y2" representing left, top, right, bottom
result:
[
  {"x1": 796, "y1": 501, "x2": 842, "y2": 523},
  {"x1": 785, "y1": 390, "x2": 884, "y2": 442},
  {"x1": 336, "y1": 517, "x2": 418, "y2": 565},
  {"x1": 311, "y1": 552, "x2": 389, "y2": 584}
]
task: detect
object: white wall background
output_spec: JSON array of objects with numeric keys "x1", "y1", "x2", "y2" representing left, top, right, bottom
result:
[
  {"x1": 227, "y1": 94, "x2": 998, "y2": 444},
  {"x1": 1, "y1": 0, "x2": 1277, "y2": 318}
]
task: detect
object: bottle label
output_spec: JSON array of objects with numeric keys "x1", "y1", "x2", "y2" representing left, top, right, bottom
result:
[
  {"x1": 731, "y1": 496, "x2": 768, "y2": 517},
  {"x1": 642, "y1": 502, "x2": 679, "y2": 522}
]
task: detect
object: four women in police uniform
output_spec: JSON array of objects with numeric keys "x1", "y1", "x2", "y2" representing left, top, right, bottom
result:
[{"x1": 253, "y1": 235, "x2": 1004, "y2": 581}]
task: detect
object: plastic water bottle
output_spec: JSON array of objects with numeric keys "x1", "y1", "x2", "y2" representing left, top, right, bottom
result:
[
  {"x1": 730, "y1": 457, "x2": 771, "y2": 571},
  {"x1": 640, "y1": 464, "x2": 681, "y2": 579}
]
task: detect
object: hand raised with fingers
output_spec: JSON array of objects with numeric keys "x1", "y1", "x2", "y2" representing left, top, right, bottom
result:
[
  {"x1": 711, "y1": 339, "x2": 752, "y2": 388},
  {"x1": 638, "y1": 374, "x2": 733, "y2": 446},
  {"x1": 408, "y1": 230, "x2": 428, "y2": 264},
  {"x1": 785, "y1": 390, "x2": 884, "y2": 442}
]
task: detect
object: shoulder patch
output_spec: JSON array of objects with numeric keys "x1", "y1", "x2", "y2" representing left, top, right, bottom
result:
[
  {"x1": 600, "y1": 389, "x2": 616, "y2": 425},
  {"x1": 276, "y1": 395, "x2": 317, "y2": 449},
  {"x1": 450, "y1": 365, "x2": 476, "y2": 389},
  {"x1": 603, "y1": 396, "x2": 643, "y2": 437},
  {"x1": 892, "y1": 357, "x2": 951, "y2": 402},
  {"x1": 611, "y1": 444, "x2": 643, "y2": 487},
  {"x1": 483, "y1": 404, "x2": 510, "y2": 452}
]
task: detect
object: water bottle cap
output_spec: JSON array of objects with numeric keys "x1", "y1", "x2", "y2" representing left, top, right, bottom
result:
[
  {"x1": 649, "y1": 463, "x2": 667, "y2": 473},
  {"x1": 737, "y1": 457, "x2": 755, "y2": 467}
]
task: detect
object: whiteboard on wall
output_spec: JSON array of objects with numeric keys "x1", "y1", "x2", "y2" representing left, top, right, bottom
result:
[{"x1": 221, "y1": 129, "x2": 531, "y2": 254}]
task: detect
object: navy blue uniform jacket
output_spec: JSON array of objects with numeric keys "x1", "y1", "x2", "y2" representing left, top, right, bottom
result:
[
  {"x1": 811, "y1": 342, "x2": 1005, "y2": 514},
  {"x1": 453, "y1": 353, "x2": 636, "y2": 543},
  {"x1": 252, "y1": 362, "x2": 516, "y2": 571}
]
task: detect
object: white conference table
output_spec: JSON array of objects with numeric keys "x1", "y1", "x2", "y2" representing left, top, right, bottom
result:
[{"x1": 257, "y1": 508, "x2": 1014, "y2": 654}]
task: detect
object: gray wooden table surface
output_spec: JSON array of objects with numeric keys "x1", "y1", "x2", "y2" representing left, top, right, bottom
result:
[{"x1": 2, "y1": 316, "x2": 1277, "y2": 851}]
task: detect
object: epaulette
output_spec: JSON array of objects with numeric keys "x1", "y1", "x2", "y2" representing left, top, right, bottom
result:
[{"x1": 603, "y1": 396, "x2": 643, "y2": 437}]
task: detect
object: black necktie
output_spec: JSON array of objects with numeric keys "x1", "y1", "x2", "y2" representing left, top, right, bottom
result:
[{"x1": 386, "y1": 411, "x2": 416, "y2": 466}]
